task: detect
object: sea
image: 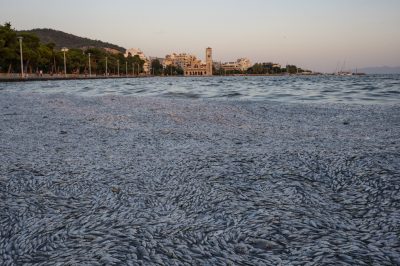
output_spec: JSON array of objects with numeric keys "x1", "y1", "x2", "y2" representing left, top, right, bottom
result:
[{"x1": 1, "y1": 74, "x2": 399, "y2": 104}]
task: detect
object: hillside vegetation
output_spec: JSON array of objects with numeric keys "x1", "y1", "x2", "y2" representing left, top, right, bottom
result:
[{"x1": 21, "y1": 28, "x2": 126, "y2": 52}]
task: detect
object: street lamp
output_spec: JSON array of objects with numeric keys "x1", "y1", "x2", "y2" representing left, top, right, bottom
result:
[
  {"x1": 17, "y1": 37, "x2": 23, "y2": 78},
  {"x1": 125, "y1": 61, "x2": 128, "y2": 77},
  {"x1": 88, "y1": 53, "x2": 92, "y2": 77},
  {"x1": 61, "y1": 47, "x2": 68, "y2": 78},
  {"x1": 105, "y1": 56, "x2": 108, "y2": 76}
]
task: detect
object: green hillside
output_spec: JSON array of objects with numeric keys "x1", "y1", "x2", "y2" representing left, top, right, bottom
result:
[{"x1": 20, "y1": 28, "x2": 126, "y2": 53}]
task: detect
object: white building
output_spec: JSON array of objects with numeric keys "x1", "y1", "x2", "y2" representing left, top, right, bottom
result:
[
  {"x1": 221, "y1": 58, "x2": 252, "y2": 72},
  {"x1": 236, "y1": 58, "x2": 252, "y2": 71},
  {"x1": 220, "y1": 58, "x2": 251, "y2": 71},
  {"x1": 163, "y1": 53, "x2": 198, "y2": 69}
]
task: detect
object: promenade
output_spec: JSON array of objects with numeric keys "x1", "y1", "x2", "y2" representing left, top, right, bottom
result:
[{"x1": 0, "y1": 73, "x2": 149, "y2": 82}]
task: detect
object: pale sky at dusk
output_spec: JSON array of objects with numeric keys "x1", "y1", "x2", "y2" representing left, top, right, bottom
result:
[{"x1": 1, "y1": 0, "x2": 399, "y2": 72}]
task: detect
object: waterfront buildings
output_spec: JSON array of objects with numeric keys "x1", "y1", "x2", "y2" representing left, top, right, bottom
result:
[
  {"x1": 162, "y1": 48, "x2": 213, "y2": 76},
  {"x1": 184, "y1": 48, "x2": 213, "y2": 76},
  {"x1": 163, "y1": 53, "x2": 198, "y2": 69},
  {"x1": 221, "y1": 58, "x2": 252, "y2": 72}
]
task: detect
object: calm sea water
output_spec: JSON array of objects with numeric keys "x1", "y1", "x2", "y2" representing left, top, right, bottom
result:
[{"x1": 1, "y1": 75, "x2": 399, "y2": 104}]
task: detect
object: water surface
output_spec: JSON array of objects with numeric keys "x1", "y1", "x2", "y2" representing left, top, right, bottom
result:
[{"x1": 1, "y1": 75, "x2": 399, "y2": 104}]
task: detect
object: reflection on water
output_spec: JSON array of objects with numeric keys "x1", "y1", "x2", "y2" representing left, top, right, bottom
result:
[{"x1": 1, "y1": 75, "x2": 399, "y2": 104}]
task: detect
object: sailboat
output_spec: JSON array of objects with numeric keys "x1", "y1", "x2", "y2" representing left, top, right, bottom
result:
[
  {"x1": 337, "y1": 60, "x2": 352, "y2": 75},
  {"x1": 353, "y1": 67, "x2": 366, "y2": 76},
  {"x1": 336, "y1": 61, "x2": 365, "y2": 76}
]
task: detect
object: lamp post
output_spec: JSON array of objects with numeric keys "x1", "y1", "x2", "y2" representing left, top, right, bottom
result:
[
  {"x1": 125, "y1": 61, "x2": 128, "y2": 77},
  {"x1": 105, "y1": 56, "x2": 108, "y2": 76},
  {"x1": 61, "y1": 47, "x2": 68, "y2": 78},
  {"x1": 17, "y1": 37, "x2": 24, "y2": 78},
  {"x1": 117, "y1": 60, "x2": 120, "y2": 76},
  {"x1": 88, "y1": 53, "x2": 92, "y2": 77}
]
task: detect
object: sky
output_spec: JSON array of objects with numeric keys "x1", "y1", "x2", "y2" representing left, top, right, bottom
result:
[{"x1": 1, "y1": 0, "x2": 399, "y2": 72}]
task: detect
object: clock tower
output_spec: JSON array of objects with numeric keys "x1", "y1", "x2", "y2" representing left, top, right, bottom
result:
[{"x1": 206, "y1": 47, "x2": 213, "y2": 76}]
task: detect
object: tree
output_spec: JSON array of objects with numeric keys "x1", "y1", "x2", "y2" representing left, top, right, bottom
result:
[
  {"x1": 18, "y1": 32, "x2": 41, "y2": 73},
  {"x1": 247, "y1": 63, "x2": 266, "y2": 74},
  {"x1": 286, "y1": 65, "x2": 298, "y2": 74},
  {"x1": 0, "y1": 22, "x2": 18, "y2": 73},
  {"x1": 163, "y1": 65, "x2": 183, "y2": 76},
  {"x1": 132, "y1": 55, "x2": 144, "y2": 74},
  {"x1": 246, "y1": 63, "x2": 286, "y2": 75},
  {"x1": 66, "y1": 48, "x2": 86, "y2": 74},
  {"x1": 151, "y1": 59, "x2": 163, "y2": 76},
  {"x1": 36, "y1": 44, "x2": 53, "y2": 72}
]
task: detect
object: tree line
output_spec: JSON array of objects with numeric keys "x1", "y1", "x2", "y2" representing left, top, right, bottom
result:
[
  {"x1": 150, "y1": 59, "x2": 184, "y2": 76},
  {"x1": 0, "y1": 23, "x2": 144, "y2": 76},
  {"x1": 217, "y1": 63, "x2": 305, "y2": 75}
]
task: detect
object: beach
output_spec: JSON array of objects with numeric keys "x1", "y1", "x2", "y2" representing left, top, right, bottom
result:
[{"x1": 1, "y1": 91, "x2": 399, "y2": 265}]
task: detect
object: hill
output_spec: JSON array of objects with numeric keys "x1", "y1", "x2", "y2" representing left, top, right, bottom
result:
[
  {"x1": 20, "y1": 28, "x2": 126, "y2": 53},
  {"x1": 358, "y1": 66, "x2": 400, "y2": 74}
]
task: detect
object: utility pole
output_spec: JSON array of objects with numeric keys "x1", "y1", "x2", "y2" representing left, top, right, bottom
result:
[
  {"x1": 117, "y1": 60, "x2": 120, "y2": 76},
  {"x1": 17, "y1": 37, "x2": 24, "y2": 78},
  {"x1": 61, "y1": 47, "x2": 68, "y2": 78},
  {"x1": 132, "y1": 63, "x2": 135, "y2": 76},
  {"x1": 88, "y1": 53, "x2": 92, "y2": 77}
]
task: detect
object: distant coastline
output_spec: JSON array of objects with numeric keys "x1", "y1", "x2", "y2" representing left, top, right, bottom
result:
[{"x1": 357, "y1": 66, "x2": 400, "y2": 75}]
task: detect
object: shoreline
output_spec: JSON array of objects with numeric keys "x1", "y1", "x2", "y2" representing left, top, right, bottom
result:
[
  {"x1": 0, "y1": 73, "x2": 328, "y2": 83},
  {"x1": 0, "y1": 75, "x2": 150, "y2": 83}
]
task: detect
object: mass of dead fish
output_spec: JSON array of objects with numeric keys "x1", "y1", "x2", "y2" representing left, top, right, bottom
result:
[{"x1": 1, "y1": 92, "x2": 399, "y2": 265}]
